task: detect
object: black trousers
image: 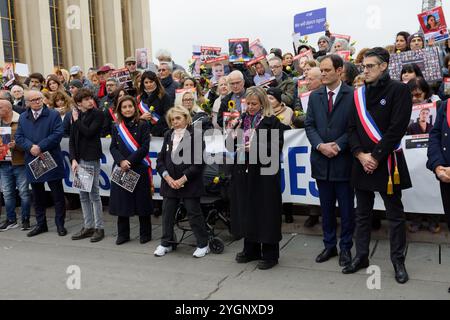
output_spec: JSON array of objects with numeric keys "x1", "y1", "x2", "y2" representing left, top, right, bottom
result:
[
  {"x1": 354, "y1": 189, "x2": 406, "y2": 265},
  {"x1": 243, "y1": 239, "x2": 279, "y2": 262},
  {"x1": 31, "y1": 180, "x2": 66, "y2": 228},
  {"x1": 117, "y1": 216, "x2": 151, "y2": 239},
  {"x1": 441, "y1": 182, "x2": 450, "y2": 228},
  {"x1": 161, "y1": 198, "x2": 209, "y2": 248}
]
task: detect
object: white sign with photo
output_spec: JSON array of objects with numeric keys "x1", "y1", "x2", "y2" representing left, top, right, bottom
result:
[
  {"x1": 73, "y1": 164, "x2": 95, "y2": 193},
  {"x1": 111, "y1": 167, "x2": 140, "y2": 193},
  {"x1": 28, "y1": 152, "x2": 57, "y2": 180}
]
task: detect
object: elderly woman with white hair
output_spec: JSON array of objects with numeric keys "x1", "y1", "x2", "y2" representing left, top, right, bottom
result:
[{"x1": 331, "y1": 39, "x2": 350, "y2": 53}]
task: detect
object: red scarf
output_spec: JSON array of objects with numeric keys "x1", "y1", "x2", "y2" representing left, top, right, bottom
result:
[{"x1": 98, "y1": 80, "x2": 106, "y2": 99}]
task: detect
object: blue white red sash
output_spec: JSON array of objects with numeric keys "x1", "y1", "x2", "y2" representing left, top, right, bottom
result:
[
  {"x1": 116, "y1": 121, "x2": 154, "y2": 191},
  {"x1": 354, "y1": 86, "x2": 401, "y2": 151},
  {"x1": 138, "y1": 100, "x2": 160, "y2": 125},
  {"x1": 108, "y1": 108, "x2": 117, "y2": 122},
  {"x1": 354, "y1": 86, "x2": 401, "y2": 194}
]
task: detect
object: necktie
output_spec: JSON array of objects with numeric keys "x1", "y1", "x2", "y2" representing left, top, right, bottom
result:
[
  {"x1": 34, "y1": 111, "x2": 39, "y2": 120},
  {"x1": 328, "y1": 91, "x2": 334, "y2": 114}
]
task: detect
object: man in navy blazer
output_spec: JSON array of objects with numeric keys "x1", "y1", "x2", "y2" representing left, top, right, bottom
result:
[
  {"x1": 15, "y1": 90, "x2": 67, "y2": 238},
  {"x1": 305, "y1": 54, "x2": 355, "y2": 267}
]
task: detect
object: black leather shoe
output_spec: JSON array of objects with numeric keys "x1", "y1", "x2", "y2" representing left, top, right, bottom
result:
[
  {"x1": 57, "y1": 227, "x2": 67, "y2": 237},
  {"x1": 27, "y1": 225, "x2": 48, "y2": 238},
  {"x1": 304, "y1": 215, "x2": 319, "y2": 228},
  {"x1": 72, "y1": 228, "x2": 95, "y2": 240},
  {"x1": 394, "y1": 263, "x2": 409, "y2": 284},
  {"x1": 90, "y1": 229, "x2": 105, "y2": 243},
  {"x1": 342, "y1": 257, "x2": 370, "y2": 274},
  {"x1": 315, "y1": 247, "x2": 338, "y2": 263},
  {"x1": 235, "y1": 252, "x2": 261, "y2": 264},
  {"x1": 140, "y1": 236, "x2": 152, "y2": 244},
  {"x1": 116, "y1": 236, "x2": 130, "y2": 245},
  {"x1": 339, "y1": 250, "x2": 352, "y2": 267},
  {"x1": 257, "y1": 260, "x2": 278, "y2": 270}
]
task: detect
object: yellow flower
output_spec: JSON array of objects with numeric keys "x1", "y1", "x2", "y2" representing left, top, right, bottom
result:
[
  {"x1": 149, "y1": 106, "x2": 155, "y2": 112},
  {"x1": 228, "y1": 100, "x2": 236, "y2": 111},
  {"x1": 304, "y1": 36, "x2": 309, "y2": 41},
  {"x1": 239, "y1": 57, "x2": 244, "y2": 62},
  {"x1": 396, "y1": 50, "x2": 401, "y2": 54},
  {"x1": 295, "y1": 111, "x2": 300, "y2": 117},
  {"x1": 213, "y1": 177, "x2": 220, "y2": 185},
  {"x1": 200, "y1": 65, "x2": 206, "y2": 70},
  {"x1": 286, "y1": 66, "x2": 292, "y2": 72},
  {"x1": 277, "y1": 115, "x2": 284, "y2": 121},
  {"x1": 204, "y1": 99, "x2": 210, "y2": 104}
]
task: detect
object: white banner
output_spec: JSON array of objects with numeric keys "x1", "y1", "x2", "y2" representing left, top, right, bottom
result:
[{"x1": 60, "y1": 129, "x2": 444, "y2": 214}]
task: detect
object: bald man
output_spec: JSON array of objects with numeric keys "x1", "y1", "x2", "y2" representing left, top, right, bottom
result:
[
  {"x1": 217, "y1": 71, "x2": 247, "y2": 128},
  {"x1": 15, "y1": 91, "x2": 67, "y2": 237},
  {"x1": 0, "y1": 100, "x2": 31, "y2": 232},
  {"x1": 306, "y1": 67, "x2": 323, "y2": 92}
]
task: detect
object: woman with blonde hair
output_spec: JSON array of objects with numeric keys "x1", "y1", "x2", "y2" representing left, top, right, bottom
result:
[
  {"x1": 227, "y1": 86, "x2": 287, "y2": 270},
  {"x1": 175, "y1": 90, "x2": 212, "y2": 130},
  {"x1": 154, "y1": 105, "x2": 210, "y2": 258}
]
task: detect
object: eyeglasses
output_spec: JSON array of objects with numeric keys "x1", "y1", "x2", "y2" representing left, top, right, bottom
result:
[
  {"x1": 158, "y1": 69, "x2": 168, "y2": 73},
  {"x1": 270, "y1": 65, "x2": 282, "y2": 70},
  {"x1": 28, "y1": 97, "x2": 43, "y2": 103},
  {"x1": 182, "y1": 98, "x2": 194, "y2": 103},
  {"x1": 362, "y1": 63, "x2": 380, "y2": 70},
  {"x1": 126, "y1": 62, "x2": 136, "y2": 66}
]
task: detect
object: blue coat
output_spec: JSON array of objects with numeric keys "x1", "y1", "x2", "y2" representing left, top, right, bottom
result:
[
  {"x1": 15, "y1": 106, "x2": 65, "y2": 183},
  {"x1": 427, "y1": 100, "x2": 450, "y2": 173},
  {"x1": 305, "y1": 83, "x2": 354, "y2": 182}
]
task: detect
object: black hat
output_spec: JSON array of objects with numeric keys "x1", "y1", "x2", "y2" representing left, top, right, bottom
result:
[{"x1": 266, "y1": 87, "x2": 282, "y2": 103}]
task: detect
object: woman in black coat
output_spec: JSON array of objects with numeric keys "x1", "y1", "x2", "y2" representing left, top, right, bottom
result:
[
  {"x1": 227, "y1": 86, "x2": 286, "y2": 270},
  {"x1": 154, "y1": 105, "x2": 209, "y2": 258},
  {"x1": 109, "y1": 96, "x2": 153, "y2": 245},
  {"x1": 139, "y1": 71, "x2": 172, "y2": 137}
]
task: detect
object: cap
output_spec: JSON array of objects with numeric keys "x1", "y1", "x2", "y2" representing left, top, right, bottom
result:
[
  {"x1": 125, "y1": 56, "x2": 136, "y2": 64},
  {"x1": 70, "y1": 66, "x2": 82, "y2": 75},
  {"x1": 97, "y1": 65, "x2": 113, "y2": 74},
  {"x1": 69, "y1": 79, "x2": 83, "y2": 89}
]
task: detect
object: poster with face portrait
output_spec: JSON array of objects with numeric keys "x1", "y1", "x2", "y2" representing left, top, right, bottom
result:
[
  {"x1": 229, "y1": 38, "x2": 251, "y2": 63},
  {"x1": 250, "y1": 39, "x2": 268, "y2": 59},
  {"x1": 389, "y1": 47, "x2": 442, "y2": 82},
  {"x1": 135, "y1": 48, "x2": 150, "y2": 70},
  {"x1": 336, "y1": 50, "x2": 351, "y2": 62},
  {"x1": 330, "y1": 33, "x2": 351, "y2": 43},
  {"x1": 418, "y1": 6, "x2": 449, "y2": 42},
  {"x1": 0, "y1": 127, "x2": 11, "y2": 162},
  {"x1": 189, "y1": 56, "x2": 202, "y2": 78},
  {"x1": 111, "y1": 68, "x2": 132, "y2": 90},
  {"x1": 293, "y1": 50, "x2": 314, "y2": 70},
  {"x1": 200, "y1": 46, "x2": 221, "y2": 64},
  {"x1": 405, "y1": 102, "x2": 438, "y2": 149}
]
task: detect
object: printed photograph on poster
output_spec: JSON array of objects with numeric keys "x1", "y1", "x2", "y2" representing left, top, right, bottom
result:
[
  {"x1": 444, "y1": 78, "x2": 450, "y2": 95},
  {"x1": 418, "y1": 6, "x2": 449, "y2": 42},
  {"x1": 389, "y1": 47, "x2": 442, "y2": 82},
  {"x1": 135, "y1": 48, "x2": 150, "y2": 70},
  {"x1": 249, "y1": 39, "x2": 267, "y2": 59},
  {"x1": 204, "y1": 55, "x2": 229, "y2": 68},
  {"x1": 336, "y1": 50, "x2": 351, "y2": 62},
  {"x1": 111, "y1": 167, "x2": 140, "y2": 193},
  {"x1": 223, "y1": 111, "x2": 241, "y2": 132},
  {"x1": 330, "y1": 34, "x2": 351, "y2": 43},
  {"x1": 257, "y1": 76, "x2": 276, "y2": 88},
  {"x1": 189, "y1": 56, "x2": 202, "y2": 78},
  {"x1": 0, "y1": 127, "x2": 11, "y2": 162},
  {"x1": 300, "y1": 91, "x2": 312, "y2": 113},
  {"x1": 293, "y1": 50, "x2": 314, "y2": 70},
  {"x1": 111, "y1": 68, "x2": 132, "y2": 90},
  {"x1": 28, "y1": 152, "x2": 57, "y2": 180},
  {"x1": 229, "y1": 38, "x2": 251, "y2": 63},
  {"x1": 73, "y1": 164, "x2": 95, "y2": 193},
  {"x1": 200, "y1": 46, "x2": 221, "y2": 64},
  {"x1": 297, "y1": 80, "x2": 309, "y2": 96},
  {"x1": 2, "y1": 63, "x2": 15, "y2": 88},
  {"x1": 405, "y1": 102, "x2": 437, "y2": 149}
]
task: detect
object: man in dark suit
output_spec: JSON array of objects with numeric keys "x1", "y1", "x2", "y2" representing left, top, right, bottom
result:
[
  {"x1": 345, "y1": 47, "x2": 412, "y2": 284},
  {"x1": 15, "y1": 90, "x2": 67, "y2": 237},
  {"x1": 305, "y1": 54, "x2": 355, "y2": 268}
]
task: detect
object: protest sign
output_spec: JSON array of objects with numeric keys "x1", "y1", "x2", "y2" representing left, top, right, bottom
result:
[
  {"x1": 111, "y1": 167, "x2": 140, "y2": 193},
  {"x1": 28, "y1": 152, "x2": 57, "y2": 180},
  {"x1": 0, "y1": 127, "x2": 11, "y2": 161},
  {"x1": 135, "y1": 48, "x2": 150, "y2": 70},
  {"x1": 14, "y1": 63, "x2": 29, "y2": 77},
  {"x1": 111, "y1": 68, "x2": 132, "y2": 90},
  {"x1": 418, "y1": 6, "x2": 449, "y2": 42},
  {"x1": 389, "y1": 47, "x2": 442, "y2": 82},
  {"x1": 330, "y1": 33, "x2": 351, "y2": 43},
  {"x1": 229, "y1": 38, "x2": 251, "y2": 63},
  {"x1": 297, "y1": 80, "x2": 309, "y2": 96},
  {"x1": 336, "y1": 50, "x2": 351, "y2": 61},
  {"x1": 73, "y1": 164, "x2": 95, "y2": 193},
  {"x1": 293, "y1": 50, "x2": 314, "y2": 70},
  {"x1": 300, "y1": 91, "x2": 312, "y2": 113},
  {"x1": 405, "y1": 102, "x2": 437, "y2": 149},
  {"x1": 200, "y1": 46, "x2": 221, "y2": 64},
  {"x1": 294, "y1": 8, "x2": 327, "y2": 35},
  {"x1": 250, "y1": 39, "x2": 267, "y2": 59},
  {"x1": 444, "y1": 77, "x2": 450, "y2": 95},
  {"x1": 2, "y1": 63, "x2": 15, "y2": 88}
]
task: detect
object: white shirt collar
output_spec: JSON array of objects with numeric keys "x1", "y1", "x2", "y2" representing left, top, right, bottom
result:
[{"x1": 326, "y1": 81, "x2": 342, "y2": 97}]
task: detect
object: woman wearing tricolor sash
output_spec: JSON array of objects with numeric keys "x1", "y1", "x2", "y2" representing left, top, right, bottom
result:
[
  {"x1": 427, "y1": 99, "x2": 450, "y2": 231},
  {"x1": 345, "y1": 47, "x2": 412, "y2": 285},
  {"x1": 109, "y1": 96, "x2": 153, "y2": 246}
]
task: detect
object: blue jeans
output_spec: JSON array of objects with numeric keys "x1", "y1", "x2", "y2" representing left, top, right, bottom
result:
[
  {"x1": 0, "y1": 163, "x2": 31, "y2": 222},
  {"x1": 79, "y1": 160, "x2": 104, "y2": 229}
]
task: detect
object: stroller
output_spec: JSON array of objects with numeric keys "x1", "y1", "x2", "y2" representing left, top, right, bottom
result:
[{"x1": 169, "y1": 163, "x2": 231, "y2": 254}]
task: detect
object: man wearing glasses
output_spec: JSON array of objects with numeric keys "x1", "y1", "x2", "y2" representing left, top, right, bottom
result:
[
  {"x1": 268, "y1": 56, "x2": 295, "y2": 107},
  {"x1": 125, "y1": 56, "x2": 141, "y2": 84},
  {"x1": 345, "y1": 47, "x2": 413, "y2": 284},
  {"x1": 217, "y1": 70, "x2": 247, "y2": 129},
  {"x1": 15, "y1": 91, "x2": 67, "y2": 238}
]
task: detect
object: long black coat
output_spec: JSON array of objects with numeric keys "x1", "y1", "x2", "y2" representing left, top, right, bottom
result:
[
  {"x1": 140, "y1": 91, "x2": 172, "y2": 137},
  {"x1": 109, "y1": 119, "x2": 153, "y2": 217},
  {"x1": 228, "y1": 115, "x2": 285, "y2": 244},
  {"x1": 156, "y1": 127, "x2": 205, "y2": 198},
  {"x1": 348, "y1": 72, "x2": 412, "y2": 192},
  {"x1": 305, "y1": 83, "x2": 354, "y2": 182}
]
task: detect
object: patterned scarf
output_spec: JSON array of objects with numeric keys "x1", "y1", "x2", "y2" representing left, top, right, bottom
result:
[{"x1": 242, "y1": 111, "x2": 262, "y2": 145}]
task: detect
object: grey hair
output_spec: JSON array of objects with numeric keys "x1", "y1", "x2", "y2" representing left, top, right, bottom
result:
[
  {"x1": 331, "y1": 39, "x2": 350, "y2": 53},
  {"x1": 11, "y1": 85, "x2": 24, "y2": 93},
  {"x1": 160, "y1": 62, "x2": 173, "y2": 72},
  {"x1": 228, "y1": 70, "x2": 244, "y2": 81},
  {"x1": 106, "y1": 78, "x2": 120, "y2": 85},
  {"x1": 268, "y1": 56, "x2": 282, "y2": 65},
  {"x1": 156, "y1": 49, "x2": 172, "y2": 61}
]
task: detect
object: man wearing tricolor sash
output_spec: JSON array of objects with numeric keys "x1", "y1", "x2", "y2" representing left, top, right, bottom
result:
[{"x1": 345, "y1": 48, "x2": 413, "y2": 285}]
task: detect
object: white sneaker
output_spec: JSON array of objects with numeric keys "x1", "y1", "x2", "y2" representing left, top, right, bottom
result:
[
  {"x1": 193, "y1": 246, "x2": 210, "y2": 258},
  {"x1": 154, "y1": 245, "x2": 172, "y2": 257}
]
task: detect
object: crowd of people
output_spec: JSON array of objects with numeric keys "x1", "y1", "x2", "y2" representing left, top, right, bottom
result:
[{"x1": 0, "y1": 24, "x2": 449, "y2": 285}]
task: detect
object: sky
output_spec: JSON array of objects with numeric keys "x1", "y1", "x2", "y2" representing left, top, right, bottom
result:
[{"x1": 149, "y1": 0, "x2": 448, "y2": 69}]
